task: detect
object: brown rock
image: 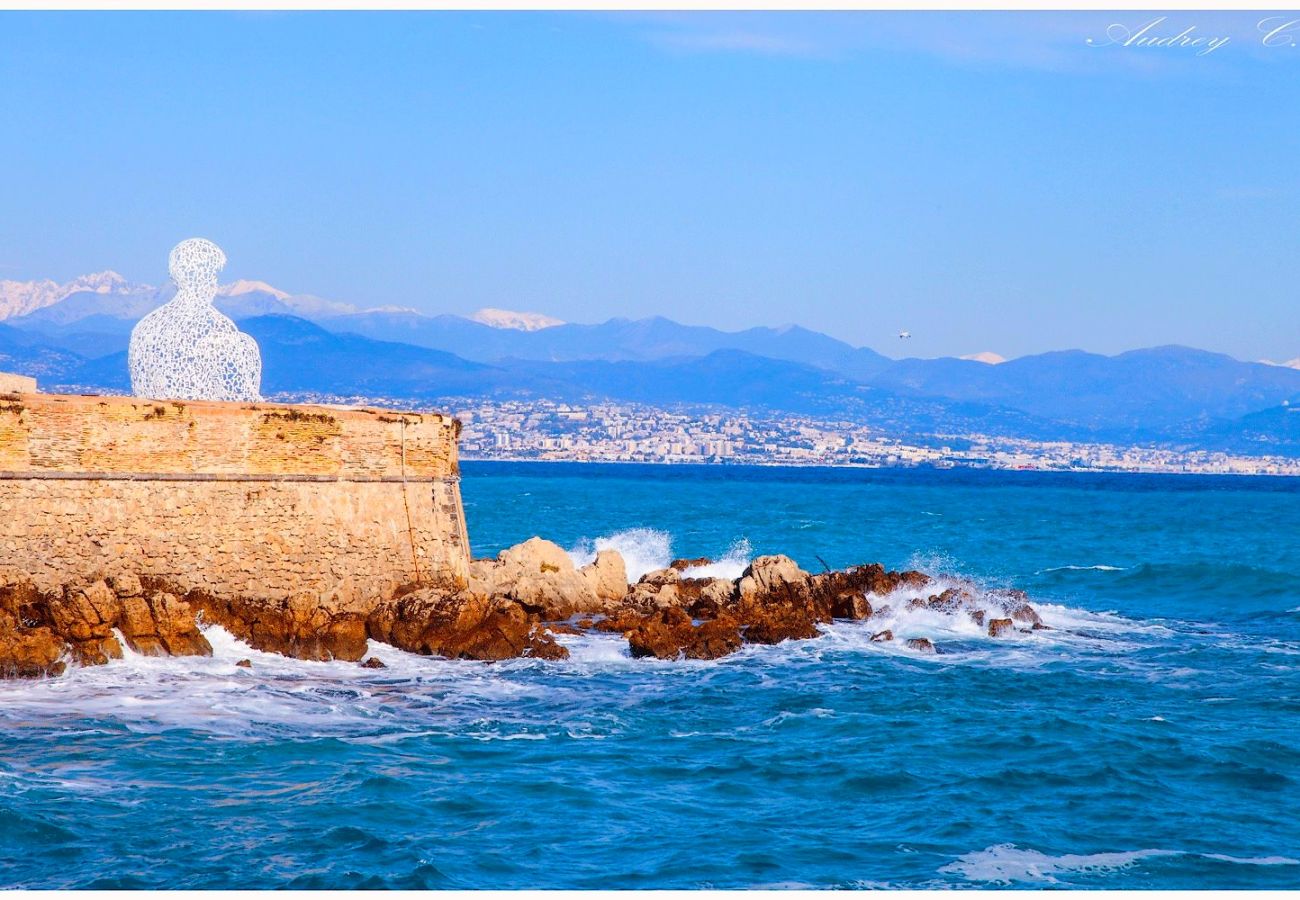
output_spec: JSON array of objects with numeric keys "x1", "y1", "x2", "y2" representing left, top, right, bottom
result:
[
  {"x1": 832, "y1": 594, "x2": 873, "y2": 620},
  {"x1": 497, "y1": 536, "x2": 574, "y2": 574},
  {"x1": 0, "y1": 623, "x2": 65, "y2": 677},
  {"x1": 626, "y1": 608, "x2": 742, "y2": 660},
  {"x1": 0, "y1": 576, "x2": 214, "y2": 675},
  {"x1": 1009, "y1": 604, "x2": 1043, "y2": 627},
  {"x1": 988, "y1": 618, "x2": 1014, "y2": 638},
  {"x1": 905, "y1": 637, "x2": 936, "y2": 654},
  {"x1": 235, "y1": 658, "x2": 252, "y2": 668},
  {"x1": 675, "y1": 560, "x2": 933, "y2": 654},
  {"x1": 523, "y1": 627, "x2": 569, "y2": 661},
  {"x1": 359, "y1": 657, "x2": 386, "y2": 669},
  {"x1": 670, "y1": 557, "x2": 712, "y2": 571},
  {"x1": 187, "y1": 591, "x2": 360, "y2": 661},
  {"x1": 698, "y1": 577, "x2": 736, "y2": 608},
  {"x1": 870, "y1": 629, "x2": 894, "y2": 642},
  {"x1": 640, "y1": 568, "x2": 681, "y2": 587},
  {"x1": 70, "y1": 634, "x2": 123, "y2": 666},
  {"x1": 579, "y1": 550, "x2": 628, "y2": 603},
  {"x1": 742, "y1": 605, "x2": 821, "y2": 645},
  {"x1": 625, "y1": 568, "x2": 687, "y2": 613},
  {"x1": 81, "y1": 580, "x2": 122, "y2": 625},
  {"x1": 737, "y1": 555, "x2": 808, "y2": 600},
  {"x1": 366, "y1": 588, "x2": 569, "y2": 662},
  {"x1": 592, "y1": 611, "x2": 644, "y2": 633},
  {"x1": 470, "y1": 537, "x2": 601, "y2": 619},
  {"x1": 46, "y1": 585, "x2": 114, "y2": 642},
  {"x1": 969, "y1": 610, "x2": 986, "y2": 628},
  {"x1": 683, "y1": 577, "x2": 736, "y2": 620},
  {"x1": 118, "y1": 595, "x2": 156, "y2": 638},
  {"x1": 145, "y1": 592, "x2": 211, "y2": 657},
  {"x1": 928, "y1": 587, "x2": 973, "y2": 612}
]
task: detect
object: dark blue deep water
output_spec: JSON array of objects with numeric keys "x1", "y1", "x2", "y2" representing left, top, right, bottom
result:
[{"x1": 2, "y1": 463, "x2": 1299, "y2": 888}]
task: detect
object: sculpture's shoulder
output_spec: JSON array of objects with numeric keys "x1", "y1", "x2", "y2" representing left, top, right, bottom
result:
[{"x1": 130, "y1": 302, "x2": 170, "y2": 336}]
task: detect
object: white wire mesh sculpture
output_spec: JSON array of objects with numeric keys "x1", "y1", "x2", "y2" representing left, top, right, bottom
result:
[{"x1": 128, "y1": 238, "x2": 263, "y2": 402}]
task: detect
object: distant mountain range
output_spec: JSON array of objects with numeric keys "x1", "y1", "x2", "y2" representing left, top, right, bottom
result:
[{"x1": 2, "y1": 271, "x2": 1299, "y2": 455}]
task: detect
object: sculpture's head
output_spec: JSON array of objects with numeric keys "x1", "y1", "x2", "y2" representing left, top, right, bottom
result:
[{"x1": 168, "y1": 238, "x2": 226, "y2": 292}]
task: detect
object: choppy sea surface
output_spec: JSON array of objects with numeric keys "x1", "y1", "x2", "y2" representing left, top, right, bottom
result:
[{"x1": 2, "y1": 462, "x2": 1299, "y2": 889}]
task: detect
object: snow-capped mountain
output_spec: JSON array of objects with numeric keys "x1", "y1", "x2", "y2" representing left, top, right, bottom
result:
[
  {"x1": 0, "y1": 271, "x2": 367, "y2": 328},
  {"x1": 217, "y1": 279, "x2": 290, "y2": 301},
  {"x1": 469, "y1": 307, "x2": 564, "y2": 331},
  {"x1": 960, "y1": 351, "x2": 1007, "y2": 365},
  {"x1": 0, "y1": 271, "x2": 151, "y2": 320}
]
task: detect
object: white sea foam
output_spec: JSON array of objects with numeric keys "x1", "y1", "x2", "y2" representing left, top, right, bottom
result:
[
  {"x1": 0, "y1": 555, "x2": 1169, "y2": 742},
  {"x1": 679, "y1": 538, "x2": 753, "y2": 580},
  {"x1": 942, "y1": 844, "x2": 1298, "y2": 884},
  {"x1": 940, "y1": 844, "x2": 1180, "y2": 884},
  {"x1": 776, "y1": 570, "x2": 1169, "y2": 672},
  {"x1": 568, "y1": 529, "x2": 753, "y2": 581},
  {"x1": 1038, "y1": 564, "x2": 1126, "y2": 573},
  {"x1": 0, "y1": 624, "x2": 561, "y2": 741},
  {"x1": 568, "y1": 528, "x2": 673, "y2": 580}
]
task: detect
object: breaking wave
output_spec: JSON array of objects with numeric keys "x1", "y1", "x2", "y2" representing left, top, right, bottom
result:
[
  {"x1": 568, "y1": 529, "x2": 753, "y2": 581},
  {"x1": 568, "y1": 527, "x2": 672, "y2": 580},
  {"x1": 678, "y1": 538, "x2": 753, "y2": 580}
]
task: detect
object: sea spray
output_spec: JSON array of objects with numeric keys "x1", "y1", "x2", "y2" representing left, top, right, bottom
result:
[
  {"x1": 568, "y1": 527, "x2": 673, "y2": 579},
  {"x1": 568, "y1": 529, "x2": 753, "y2": 581}
]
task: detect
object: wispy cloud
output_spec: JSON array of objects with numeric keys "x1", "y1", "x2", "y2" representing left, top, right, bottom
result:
[{"x1": 622, "y1": 11, "x2": 1300, "y2": 76}]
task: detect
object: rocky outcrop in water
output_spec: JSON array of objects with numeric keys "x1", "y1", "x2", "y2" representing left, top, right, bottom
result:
[
  {"x1": 624, "y1": 607, "x2": 743, "y2": 660},
  {"x1": 367, "y1": 588, "x2": 568, "y2": 662},
  {"x1": 0, "y1": 572, "x2": 211, "y2": 677},
  {"x1": 466, "y1": 537, "x2": 618, "y2": 620},
  {"x1": 0, "y1": 537, "x2": 1048, "y2": 676},
  {"x1": 182, "y1": 588, "x2": 368, "y2": 662}
]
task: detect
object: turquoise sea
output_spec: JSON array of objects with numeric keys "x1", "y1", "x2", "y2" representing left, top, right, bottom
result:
[{"x1": 2, "y1": 462, "x2": 1298, "y2": 889}]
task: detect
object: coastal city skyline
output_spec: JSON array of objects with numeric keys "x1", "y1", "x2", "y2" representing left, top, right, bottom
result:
[{"x1": 2, "y1": 11, "x2": 1299, "y2": 362}]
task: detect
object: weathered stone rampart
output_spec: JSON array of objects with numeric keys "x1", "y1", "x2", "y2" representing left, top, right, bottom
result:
[{"x1": 0, "y1": 391, "x2": 470, "y2": 609}]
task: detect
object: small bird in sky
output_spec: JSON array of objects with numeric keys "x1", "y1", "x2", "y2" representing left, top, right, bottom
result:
[{"x1": 898, "y1": 331, "x2": 912, "y2": 340}]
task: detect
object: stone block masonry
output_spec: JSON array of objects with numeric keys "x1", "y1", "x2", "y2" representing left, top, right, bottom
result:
[
  {"x1": 0, "y1": 372, "x2": 36, "y2": 394},
  {"x1": 0, "y1": 390, "x2": 470, "y2": 610}
]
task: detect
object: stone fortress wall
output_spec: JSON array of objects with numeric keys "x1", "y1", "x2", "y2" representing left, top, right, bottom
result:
[{"x1": 0, "y1": 387, "x2": 470, "y2": 609}]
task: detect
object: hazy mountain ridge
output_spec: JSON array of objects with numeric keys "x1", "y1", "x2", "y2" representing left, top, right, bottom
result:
[{"x1": 3, "y1": 272, "x2": 1300, "y2": 453}]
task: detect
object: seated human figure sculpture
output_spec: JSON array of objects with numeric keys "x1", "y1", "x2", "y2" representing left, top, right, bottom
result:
[{"x1": 128, "y1": 238, "x2": 262, "y2": 402}]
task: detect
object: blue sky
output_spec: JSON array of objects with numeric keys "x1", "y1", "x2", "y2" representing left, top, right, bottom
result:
[{"x1": 1, "y1": 11, "x2": 1297, "y2": 361}]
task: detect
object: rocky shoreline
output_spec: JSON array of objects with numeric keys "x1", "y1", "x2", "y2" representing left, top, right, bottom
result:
[{"x1": 0, "y1": 539, "x2": 1046, "y2": 677}]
